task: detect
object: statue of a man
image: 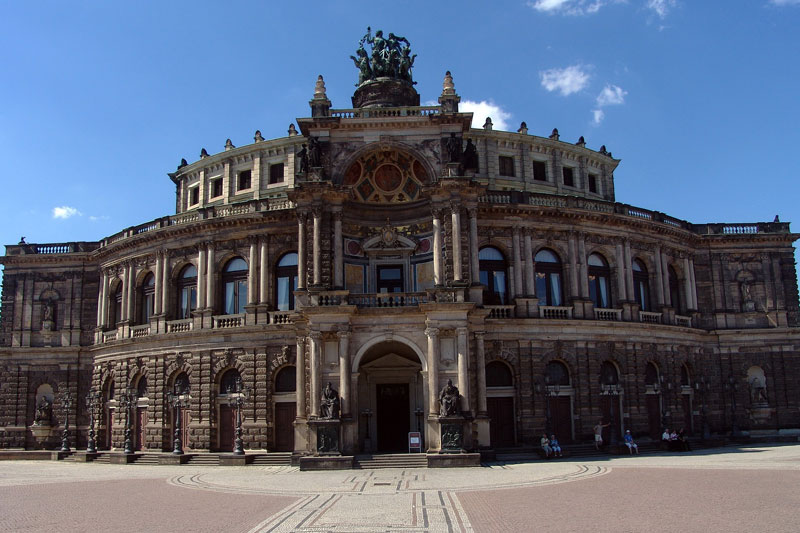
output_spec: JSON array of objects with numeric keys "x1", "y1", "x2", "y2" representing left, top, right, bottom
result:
[
  {"x1": 462, "y1": 139, "x2": 479, "y2": 171},
  {"x1": 34, "y1": 396, "x2": 52, "y2": 425},
  {"x1": 398, "y1": 47, "x2": 416, "y2": 82},
  {"x1": 308, "y1": 136, "x2": 321, "y2": 168},
  {"x1": 320, "y1": 382, "x2": 340, "y2": 419},
  {"x1": 445, "y1": 133, "x2": 462, "y2": 164},
  {"x1": 296, "y1": 144, "x2": 308, "y2": 174},
  {"x1": 350, "y1": 46, "x2": 372, "y2": 85},
  {"x1": 439, "y1": 379, "x2": 460, "y2": 417}
]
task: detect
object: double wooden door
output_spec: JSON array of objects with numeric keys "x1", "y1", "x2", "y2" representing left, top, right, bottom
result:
[
  {"x1": 487, "y1": 397, "x2": 515, "y2": 447},
  {"x1": 274, "y1": 402, "x2": 295, "y2": 452},
  {"x1": 218, "y1": 405, "x2": 236, "y2": 452},
  {"x1": 548, "y1": 396, "x2": 573, "y2": 443}
]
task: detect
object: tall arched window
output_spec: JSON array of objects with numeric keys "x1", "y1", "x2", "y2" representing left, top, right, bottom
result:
[
  {"x1": 275, "y1": 252, "x2": 298, "y2": 311},
  {"x1": 275, "y1": 366, "x2": 296, "y2": 393},
  {"x1": 600, "y1": 361, "x2": 619, "y2": 386},
  {"x1": 486, "y1": 361, "x2": 513, "y2": 387},
  {"x1": 588, "y1": 253, "x2": 610, "y2": 308},
  {"x1": 173, "y1": 372, "x2": 190, "y2": 394},
  {"x1": 177, "y1": 265, "x2": 197, "y2": 319},
  {"x1": 479, "y1": 247, "x2": 508, "y2": 305},
  {"x1": 111, "y1": 281, "x2": 123, "y2": 326},
  {"x1": 632, "y1": 259, "x2": 650, "y2": 311},
  {"x1": 136, "y1": 376, "x2": 149, "y2": 397},
  {"x1": 219, "y1": 368, "x2": 242, "y2": 394},
  {"x1": 535, "y1": 249, "x2": 563, "y2": 306},
  {"x1": 680, "y1": 364, "x2": 691, "y2": 387},
  {"x1": 545, "y1": 361, "x2": 571, "y2": 386},
  {"x1": 645, "y1": 362, "x2": 659, "y2": 387},
  {"x1": 222, "y1": 258, "x2": 248, "y2": 315},
  {"x1": 140, "y1": 273, "x2": 155, "y2": 324},
  {"x1": 668, "y1": 265, "x2": 682, "y2": 313}
]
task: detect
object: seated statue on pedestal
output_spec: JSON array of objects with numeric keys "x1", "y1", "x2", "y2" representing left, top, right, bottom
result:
[
  {"x1": 439, "y1": 379, "x2": 460, "y2": 417},
  {"x1": 34, "y1": 396, "x2": 52, "y2": 426},
  {"x1": 320, "y1": 382, "x2": 340, "y2": 419}
]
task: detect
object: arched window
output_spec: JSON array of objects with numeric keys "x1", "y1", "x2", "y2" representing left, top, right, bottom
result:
[
  {"x1": 173, "y1": 372, "x2": 190, "y2": 395},
  {"x1": 600, "y1": 361, "x2": 619, "y2": 386},
  {"x1": 275, "y1": 366, "x2": 296, "y2": 393},
  {"x1": 486, "y1": 361, "x2": 513, "y2": 387},
  {"x1": 275, "y1": 253, "x2": 298, "y2": 311},
  {"x1": 545, "y1": 361, "x2": 571, "y2": 386},
  {"x1": 588, "y1": 253, "x2": 610, "y2": 308},
  {"x1": 645, "y1": 362, "x2": 659, "y2": 386},
  {"x1": 177, "y1": 265, "x2": 197, "y2": 319},
  {"x1": 105, "y1": 379, "x2": 115, "y2": 400},
  {"x1": 680, "y1": 364, "x2": 691, "y2": 387},
  {"x1": 219, "y1": 369, "x2": 242, "y2": 394},
  {"x1": 140, "y1": 273, "x2": 155, "y2": 324},
  {"x1": 535, "y1": 249, "x2": 563, "y2": 306},
  {"x1": 136, "y1": 376, "x2": 148, "y2": 397},
  {"x1": 668, "y1": 266, "x2": 682, "y2": 313},
  {"x1": 111, "y1": 281, "x2": 123, "y2": 326},
  {"x1": 222, "y1": 258, "x2": 248, "y2": 315},
  {"x1": 479, "y1": 247, "x2": 508, "y2": 305},
  {"x1": 632, "y1": 259, "x2": 650, "y2": 311}
]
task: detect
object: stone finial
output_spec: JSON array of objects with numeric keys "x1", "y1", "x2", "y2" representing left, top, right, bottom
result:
[
  {"x1": 200, "y1": 148, "x2": 209, "y2": 158},
  {"x1": 774, "y1": 215, "x2": 781, "y2": 223},
  {"x1": 576, "y1": 136, "x2": 586, "y2": 147},
  {"x1": 549, "y1": 128, "x2": 560, "y2": 140},
  {"x1": 178, "y1": 158, "x2": 188, "y2": 169},
  {"x1": 314, "y1": 75, "x2": 327, "y2": 99},
  {"x1": 483, "y1": 117, "x2": 493, "y2": 131},
  {"x1": 224, "y1": 139, "x2": 235, "y2": 151},
  {"x1": 517, "y1": 121, "x2": 528, "y2": 135},
  {"x1": 254, "y1": 130, "x2": 264, "y2": 142},
  {"x1": 442, "y1": 71, "x2": 455, "y2": 95},
  {"x1": 288, "y1": 123, "x2": 298, "y2": 136}
]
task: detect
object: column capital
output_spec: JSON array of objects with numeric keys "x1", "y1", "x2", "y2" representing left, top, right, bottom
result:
[
  {"x1": 455, "y1": 326, "x2": 469, "y2": 336},
  {"x1": 295, "y1": 336, "x2": 307, "y2": 347},
  {"x1": 336, "y1": 329, "x2": 351, "y2": 339},
  {"x1": 424, "y1": 327, "x2": 440, "y2": 338},
  {"x1": 296, "y1": 211, "x2": 308, "y2": 224},
  {"x1": 332, "y1": 209, "x2": 343, "y2": 222},
  {"x1": 474, "y1": 331, "x2": 486, "y2": 340},
  {"x1": 431, "y1": 206, "x2": 444, "y2": 220},
  {"x1": 311, "y1": 205, "x2": 323, "y2": 218},
  {"x1": 467, "y1": 206, "x2": 478, "y2": 218},
  {"x1": 308, "y1": 330, "x2": 323, "y2": 341}
]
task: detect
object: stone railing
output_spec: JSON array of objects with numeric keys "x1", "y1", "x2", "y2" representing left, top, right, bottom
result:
[
  {"x1": 3, "y1": 241, "x2": 101, "y2": 256},
  {"x1": 269, "y1": 311, "x2": 294, "y2": 324},
  {"x1": 674, "y1": 315, "x2": 692, "y2": 327},
  {"x1": 639, "y1": 311, "x2": 662, "y2": 324},
  {"x1": 540, "y1": 306, "x2": 573, "y2": 319},
  {"x1": 350, "y1": 292, "x2": 429, "y2": 308},
  {"x1": 486, "y1": 305, "x2": 515, "y2": 319},
  {"x1": 102, "y1": 330, "x2": 119, "y2": 343},
  {"x1": 310, "y1": 291, "x2": 349, "y2": 307},
  {"x1": 329, "y1": 105, "x2": 440, "y2": 119},
  {"x1": 594, "y1": 308, "x2": 623, "y2": 321},
  {"x1": 213, "y1": 314, "x2": 245, "y2": 329},
  {"x1": 130, "y1": 324, "x2": 150, "y2": 338},
  {"x1": 166, "y1": 319, "x2": 193, "y2": 333}
]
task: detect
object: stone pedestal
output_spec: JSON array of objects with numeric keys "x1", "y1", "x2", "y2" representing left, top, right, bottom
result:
[
  {"x1": 309, "y1": 419, "x2": 340, "y2": 455},
  {"x1": 219, "y1": 454, "x2": 248, "y2": 466},
  {"x1": 159, "y1": 454, "x2": 191, "y2": 465},
  {"x1": 437, "y1": 416, "x2": 469, "y2": 453}
]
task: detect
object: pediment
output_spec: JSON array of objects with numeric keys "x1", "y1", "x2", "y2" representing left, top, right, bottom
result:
[{"x1": 361, "y1": 352, "x2": 421, "y2": 369}]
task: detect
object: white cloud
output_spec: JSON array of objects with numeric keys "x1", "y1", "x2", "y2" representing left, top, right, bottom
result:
[
  {"x1": 528, "y1": 0, "x2": 606, "y2": 15},
  {"x1": 769, "y1": 0, "x2": 800, "y2": 5},
  {"x1": 596, "y1": 84, "x2": 627, "y2": 106},
  {"x1": 460, "y1": 100, "x2": 513, "y2": 131},
  {"x1": 592, "y1": 109, "x2": 606, "y2": 125},
  {"x1": 89, "y1": 215, "x2": 109, "y2": 222},
  {"x1": 540, "y1": 65, "x2": 591, "y2": 96},
  {"x1": 646, "y1": 0, "x2": 676, "y2": 18},
  {"x1": 52, "y1": 206, "x2": 81, "y2": 220}
]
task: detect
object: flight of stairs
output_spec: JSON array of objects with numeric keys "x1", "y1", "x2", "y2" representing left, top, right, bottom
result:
[
  {"x1": 185, "y1": 454, "x2": 220, "y2": 466},
  {"x1": 249, "y1": 452, "x2": 293, "y2": 466},
  {"x1": 354, "y1": 453, "x2": 427, "y2": 469}
]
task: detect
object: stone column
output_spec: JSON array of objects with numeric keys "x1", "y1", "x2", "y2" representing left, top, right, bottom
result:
[
  {"x1": 578, "y1": 234, "x2": 589, "y2": 298},
  {"x1": 475, "y1": 332, "x2": 487, "y2": 415},
  {"x1": 569, "y1": 234, "x2": 579, "y2": 299},
  {"x1": 689, "y1": 258, "x2": 698, "y2": 310},
  {"x1": 98, "y1": 270, "x2": 109, "y2": 328},
  {"x1": 252, "y1": 154, "x2": 261, "y2": 200},
  {"x1": 512, "y1": 227, "x2": 523, "y2": 298},
  {"x1": 432, "y1": 210, "x2": 443, "y2": 286},
  {"x1": 125, "y1": 263, "x2": 135, "y2": 322},
  {"x1": 524, "y1": 232, "x2": 535, "y2": 296},
  {"x1": 248, "y1": 239, "x2": 258, "y2": 305},
  {"x1": 222, "y1": 160, "x2": 231, "y2": 203},
  {"x1": 683, "y1": 257, "x2": 693, "y2": 310},
  {"x1": 206, "y1": 243, "x2": 215, "y2": 311},
  {"x1": 333, "y1": 209, "x2": 343, "y2": 289},
  {"x1": 655, "y1": 246, "x2": 666, "y2": 306},
  {"x1": 624, "y1": 240, "x2": 634, "y2": 301},
  {"x1": 161, "y1": 252, "x2": 169, "y2": 315},
  {"x1": 456, "y1": 327, "x2": 470, "y2": 413},
  {"x1": 451, "y1": 203, "x2": 463, "y2": 282},
  {"x1": 468, "y1": 207, "x2": 480, "y2": 285},
  {"x1": 615, "y1": 243, "x2": 627, "y2": 301},
  {"x1": 312, "y1": 207, "x2": 322, "y2": 286},
  {"x1": 197, "y1": 247, "x2": 206, "y2": 309},
  {"x1": 662, "y1": 253, "x2": 672, "y2": 307},
  {"x1": 297, "y1": 212, "x2": 307, "y2": 290},
  {"x1": 296, "y1": 337, "x2": 307, "y2": 419},
  {"x1": 154, "y1": 254, "x2": 163, "y2": 316},
  {"x1": 337, "y1": 330, "x2": 351, "y2": 417},
  {"x1": 309, "y1": 331, "x2": 322, "y2": 418},
  {"x1": 259, "y1": 238, "x2": 268, "y2": 304},
  {"x1": 425, "y1": 327, "x2": 440, "y2": 415}
]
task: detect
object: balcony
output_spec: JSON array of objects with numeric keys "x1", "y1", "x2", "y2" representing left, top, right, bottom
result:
[
  {"x1": 350, "y1": 292, "x2": 429, "y2": 308},
  {"x1": 639, "y1": 311, "x2": 662, "y2": 324},
  {"x1": 540, "y1": 306, "x2": 573, "y2": 319},
  {"x1": 594, "y1": 308, "x2": 623, "y2": 321}
]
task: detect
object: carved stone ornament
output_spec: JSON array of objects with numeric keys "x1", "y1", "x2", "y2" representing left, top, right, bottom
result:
[{"x1": 441, "y1": 423, "x2": 463, "y2": 451}]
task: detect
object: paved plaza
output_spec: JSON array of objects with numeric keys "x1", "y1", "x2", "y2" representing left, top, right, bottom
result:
[{"x1": 1, "y1": 444, "x2": 799, "y2": 532}]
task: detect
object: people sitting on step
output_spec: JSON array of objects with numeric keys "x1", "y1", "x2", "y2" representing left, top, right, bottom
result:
[
  {"x1": 624, "y1": 430, "x2": 639, "y2": 454},
  {"x1": 549, "y1": 434, "x2": 563, "y2": 457},
  {"x1": 541, "y1": 433, "x2": 553, "y2": 458}
]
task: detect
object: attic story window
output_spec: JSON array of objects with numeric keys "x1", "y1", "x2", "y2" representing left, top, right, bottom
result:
[
  {"x1": 562, "y1": 167, "x2": 574, "y2": 187},
  {"x1": 237, "y1": 170, "x2": 251, "y2": 191},
  {"x1": 211, "y1": 178, "x2": 222, "y2": 198},
  {"x1": 499, "y1": 156, "x2": 515, "y2": 177}
]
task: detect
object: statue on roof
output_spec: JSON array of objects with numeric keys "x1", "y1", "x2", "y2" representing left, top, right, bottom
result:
[{"x1": 353, "y1": 27, "x2": 416, "y2": 86}]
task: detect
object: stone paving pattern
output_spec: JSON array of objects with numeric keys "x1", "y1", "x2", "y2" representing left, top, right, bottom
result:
[{"x1": 1, "y1": 444, "x2": 799, "y2": 532}]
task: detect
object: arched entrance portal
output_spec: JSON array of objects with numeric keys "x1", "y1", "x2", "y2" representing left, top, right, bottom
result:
[{"x1": 355, "y1": 339, "x2": 425, "y2": 453}]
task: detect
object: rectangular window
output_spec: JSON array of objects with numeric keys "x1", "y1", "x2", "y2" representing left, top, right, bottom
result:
[
  {"x1": 562, "y1": 167, "x2": 574, "y2": 187},
  {"x1": 269, "y1": 163, "x2": 284, "y2": 184},
  {"x1": 237, "y1": 169, "x2": 251, "y2": 191},
  {"x1": 498, "y1": 156, "x2": 515, "y2": 177},
  {"x1": 189, "y1": 187, "x2": 199, "y2": 206},
  {"x1": 588, "y1": 174, "x2": 598, "y2": 193},
  {"x1": 532, "y1": 161, "x2": 547, "y2": 181},
  {"x1": 211, "y1": 179, "x2": 223, "y2": 198}
]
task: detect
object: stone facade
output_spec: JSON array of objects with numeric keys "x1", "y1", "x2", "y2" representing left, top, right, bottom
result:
[{"x1": 1, "y1": 51, "x2": 799, "y2": 455}]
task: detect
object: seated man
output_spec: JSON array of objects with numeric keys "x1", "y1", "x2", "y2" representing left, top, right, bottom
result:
[
  {"x1": 549, "y1": 434, "x2": 563, "y2": 457},
  {"x1": 540, "y1": 433, "x2": 552, "y2": 458},
  {"x1": 623, "y1": 430, "x2": 639, "y2": 454}
]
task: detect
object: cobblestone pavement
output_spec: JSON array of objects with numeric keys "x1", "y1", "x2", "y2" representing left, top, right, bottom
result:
[{"x1": 1, "y1": 444, "x2": 799, "y2": 532}]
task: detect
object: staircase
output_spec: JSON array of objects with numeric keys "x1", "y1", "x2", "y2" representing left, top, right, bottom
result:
[
  {"x1": 249, "y1": 452, "x2": 293, "y2": 466},
  {"x1": 354, "y1": 453, "x2": 427, "y2": 469},
  {"x1": 185, "y1": 454, "x2": 220, "y2": 466},
  {"x1": 132, "y1": 453, "x2": 160, "y2": 465}
]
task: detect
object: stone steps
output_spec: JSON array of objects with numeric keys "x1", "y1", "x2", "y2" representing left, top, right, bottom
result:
[
  {"x1": 354, "y1": 453, "x2": 427, "y2": 469},
  {"x1": 249, "y1": 453, "x2": 292, "y2": 466},
  {"x1": 185, "y1": 454, "x2": 220, "y2": 466},
  {"x1": 133, "y1": 453, "x2": 161, "y2": 465}
]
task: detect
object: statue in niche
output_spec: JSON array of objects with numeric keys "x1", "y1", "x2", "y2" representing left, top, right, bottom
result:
[
  {"x1": 749, "y1": 376, "x2": 768, "y2": 405},
  {"x1": 296, "y1": 144, "x2": 308, "y2": 174},
  {"x1": 439, "y1": 379, "x2": 460, "y2": 417},
  {"x1": 462, "y1": 139, "x2": 479, "y2": 171},
  {"x1": 308, "y1": 136, "x2": 321, "y2": 168},
  {"x1": 445, "y1": 133, "x2": 462, "y2": 164},
  {"x1": 34, "y1": 396, "x2": 52, "y2": 426},
  {"x1": 740, "y1": 278, "x2": 755, "y2": 312},
  {"x1": 320, "y1": 382, "x2": 340, "y2": 419}
]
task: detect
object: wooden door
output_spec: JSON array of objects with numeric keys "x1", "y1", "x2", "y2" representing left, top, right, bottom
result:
[
  {"x1": 135, "y1": 407, "x2": 148, "y2": 451},
  {"x1": 647, "y1": 395, "x2": 662, "y2": 439},
  {"x1": 600, "y1": 396, "x2": 621, "y2": 443},
  {"x1": 681, "y1": 394, "x2": 693, "y2": 435},
  {"x1": 549, "y1": 396, "x2": 573, "y2": 443},
  {"x1": 274, "y1": 402, "x2": 295, "y2": 452},
  {"x1": 487, "y1": 397, "x2": 515, "y2": 448},
  {"x1": 376, "y1": 384, "x2": 409, "y2": 452},
  {"x1": 219, "y1": 405, "x2": 236, "y2": 452},
  {"x1": 177, "y1": 407, "x2": 190, "y2": 450}
]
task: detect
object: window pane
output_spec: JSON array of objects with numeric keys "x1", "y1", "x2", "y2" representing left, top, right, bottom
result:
[
  {"x1": 599, "y1": 277, "x2": 608, "y2": 308},
  {"x1": 225, "y1": 258, "x2": 248, "y2": 272},
  {"x1": 550, "y1": 273, "x2": 562, "y2": 306},
  {"x1": 225, "y1": 282, "x2": 235, "y2": 314},
  {"x1": 535, "y1": 249, "x2": 559, "y2": 263},
  {"x1": 493, "y1": 272, "x2": 506, "y2": 304},
  {"x1": 278, "y1": 253, "x2": 298, "y2": 267},
  {"x1": 181, "y1": 265, "x2": 197, "y2": 278},
  {"x1": 238, "y1": 281, "x2": 247, "y2": 312},
  {"x1": 277, "y1": 277, "x2": 290, "y2": 311},
  {"x1": 536, "y1": 272, "x2": 548, "y2": 305},
  {"x1": 479, "y1": 247, "x2": 504, "y2": 261}
]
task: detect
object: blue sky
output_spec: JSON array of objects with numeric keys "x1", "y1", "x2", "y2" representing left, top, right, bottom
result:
[{"x1": 2, "y1": 1, "x2": 799, "y2": 283}]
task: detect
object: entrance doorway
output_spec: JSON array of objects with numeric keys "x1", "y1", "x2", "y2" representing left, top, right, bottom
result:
[
  {"x1": 274, "y1": 402, "x2": 295, "y2": 451},
  {"x1": 549, "y1": 396, "x2": 573, "y2": 443},
  {"x1": 376, "y1": 384, "x2": 410, "y2": 452},
  {"x1": 219, "y1": 404, "x2": 236, "y2": 452},
  {"x1": 600, "y1": 395, "x2": 622, "y2": 443},
  {"x1": 135, "y1": 407, "x2": 148, "y2": 451},
  {"x1": 487, "y1": 397, "x2": 515, "y2": 447},
  {"x1": 647, "y1": 394, "x2": 662, "y2": 439},
  {"x1": 377, "y1": 265, "x2": 404, "y2": 293}
]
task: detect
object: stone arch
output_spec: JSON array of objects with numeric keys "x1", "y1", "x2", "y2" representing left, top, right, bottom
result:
[
  {"x1": 485, "y1": 359, "x2": 515, "y2": 387},
  {"x1": 332, "y1": 140, "x2": 437, "y2": 189},
  {"x1": 352, "y1": 333, "x2": 426, "y2": 372}
]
